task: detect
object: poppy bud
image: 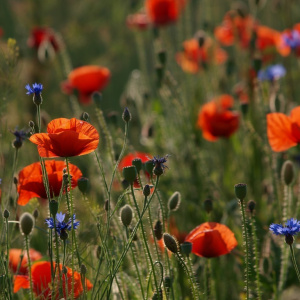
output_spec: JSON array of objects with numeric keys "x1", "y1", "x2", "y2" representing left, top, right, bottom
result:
[
  {"x1": 281, "y1": 160, "x2": 294, "y2": 186},
  {"x1": 180, "y1": 241, "x2": 192, "y2": 256},
  {"x1": 132, "y1": 158, "x2": 143, "y2": 173},
  {"x1": 92, "y1": 92, "x2": 102, "y2": 107},
  {"x1": 158, "y1": 50, "x2": 167, "y2": 66},
  {"x1": 163, "y1": 233, "x2": 179, "y2": 254},
  {"x1": 144, "y1": 160, "x2": 155, "y2": 175},
  {"x1": 234, "y1": 183, "x2": 247, "y2": 202},
  {"x1": 168, "y1": 192, "x2": 181, "y2": 211},
  {"x1": 33, "y1": 209, "x2": 39, "y2": 220},
  {"x1": 122, "y1": 107, "x2": 131, "y2": 123},
  {"x1": 20, "y1": 212, "x2": 35, "y2": 236},
  {"x1": 203, "y1": 198, "x2": 213, "y2": 213},
  {"x1": 154, "y1": 220, "x2": 163, "y2": 240},
  {"x1": 285, "y1": 234, "x2": 294, "y2": 245},
  {"x1": 49, "y1": 200, "x2": 58, "y2": 217},
  {"x1": 3, "y1": 209, "x2": 10, "y2": 219},
  {"x1": 60, "y1": 230, "x2": 69, "y2": 240},
  {"x1": 81, "y1": 112, "x2": 90, "y2": 122},
  {"x1": 77, "y1": 177, "x2": 90, "y2": 194},
  {"x1": 80, "y1": 264, "x2": 87, "y2": 275},
  {"x1": 123, "y1": 166, "x2": 137, "y2": 184},
  {"x1": 120, "y1": 204, "x2": 133, "y2": 227},
  {"x1": 29, "y1": 120, "x2": 35, "y2": 128},
  {"x1": 143, "y1": 184, "x2": 151, "y2": 197},
  {"x1": 96, "y1": 245, "x2": 102, "y2": 259},
  {"x1": 247, "y1": 200, "x2": 256, "y2": 214},
  {"x1": 104, "y1": 199, "x2": 109, "y2": 211}
]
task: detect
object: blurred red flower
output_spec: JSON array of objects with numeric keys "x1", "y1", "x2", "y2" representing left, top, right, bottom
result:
[
  {"x1": 145, "y1": 0, "x2": 185, "y2": 26},
  {"x1": 13, "y1": 261, "x2": 93, "y2": 299},
  {"x1": 176, "y1": 35, "x2": 227, "y2": 73},
  {"x1": 267, "y1": 106, "x2": 300, "y2": 152},
  {"x1": 29, "y1": 118, "x2": 99, "y2": 157},
  {"x1": 62, "y1": 65, "x2": 110, "y2": 105},
  {"x1": 17, "y1": 160, "x2": 82, "y2": 206},
  {"x1": 27, "y1": 27, "x2": 60, "y2": 52},
  {"x1": 197, "y1": 95, "x2": 239, "y2": 141},
  {"x1": 127, "y1": 12, "x2": 149, "y2": 30},
  {"x1": 185, "y1": 222, "x2": 238, "y2": 258},
  {"x1": 9, "y1": 248, "x2": 42, "y2": 274}
]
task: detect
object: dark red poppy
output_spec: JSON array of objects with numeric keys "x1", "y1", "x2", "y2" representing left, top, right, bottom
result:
[
  {"x1": 27, "y1": 27, "x2": 59, "y2": 52},
  {"x1": 267, "y1": 106, "x2": 300, "y2": 152},
  {"x1": 176, "y1": 36, "x2": 227, "y2": 73},
  {"x1": 29, "y1": 118, "x2": 99, "y2": 158},
  {"x1": 14, "y1": 261, "x2": 93, "y2": 299},
  {"x1": 9, "y1": 248, "x2": 42, "y2": 274},
  {"x1": 119, "y1": 152, "x2": 151, "y2": 187},
  {"x1": 127, "y1": 12, "x2": 149, "y2": 30},
  {"x1": 145, "y1": 0, "x2": 185, "y2": 26},
  {"x1": 62, "y1": 65, "x2": 110, "y2": 105},
  {"x1": 185, "y1": 222, "x2": 238, "y2": 258},
  {"x1": 197, "y1": 95, "x2": 239, "y2": 141},
  {"x1": 17, "y1": 160, "x2": 82, "y2": 206}
]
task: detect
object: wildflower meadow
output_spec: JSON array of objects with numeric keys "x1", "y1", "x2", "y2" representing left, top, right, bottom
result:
[{"x1": 2, "y1": 0, "x2": 300, "y2": 299}]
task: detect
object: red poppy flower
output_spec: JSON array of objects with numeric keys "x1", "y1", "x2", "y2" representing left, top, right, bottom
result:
[
  {"x1": 176, "y1": 36, "x2": 227, "y2": 73},
  {"x1": 14, "y1": 261, "x2": 93, "y2": 299},
  {"x1": 127, "y1": 12, "x2": 149, "y2": 30},
  {"x1": 197, "y1": 95, "x2": 239, "y2": 141},
  {"x1": 9, "y1": 248, "x2": 42, "y2": 274},
  {"x1": 267, "y1": 106, "x2": 300, "y2": 152},
  {"x1": 185, "y1": 222, "x2": 238, "y2": 258},
  {"x1": 27, "y1": 27, "x2": 59, "y2": 52},
  {"x1": 145, "y1": 0, "x2": 185, "y2": 26},
  {"x1": 119, "y1": 152, "x2": 151, "y2": 187},
  {"x1": 62, "y1": 65, "x2": 110, "y2": 104},
  {"x1": 17, "y1": 160, "x2": 82, "y2": 206},
  {"x1": 29, "y1": 118, "x2": 99, "y2": 158}
]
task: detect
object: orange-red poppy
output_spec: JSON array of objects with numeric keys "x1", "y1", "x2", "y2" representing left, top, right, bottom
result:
[
  {"x1": 14, "y1": 261, "x2": 93, "y2": 299},
  {"x1": 197, "y1": 95, "x2": 239, "y2": 141},
  {"x1": 27, "y1": 27, "x2": 60, "y2": 52},
  {"x1": 62, "y1": 65, "x2": 110, "y2": 104},
  {"x1": 145, "y1": 0, "x2": 185, "y2": 26},
  {"x1": 176, "y1": 36, "x2": 227, "y2": 73},
  {"x1": 17, "y1": 160, "x2": 82, "y2": 206},
  {"x1": 267, "y1": 106, "x2": 300, "y2": 152},
  {"x1": 185, "y1": 222, "x2": 238, "y2": 258},
  {"x1": 29, "y1": 118, "x2": 99, "y2": 158},
  {"x1": 9, "y1": 248, "x2": 42, "y2": 274}
]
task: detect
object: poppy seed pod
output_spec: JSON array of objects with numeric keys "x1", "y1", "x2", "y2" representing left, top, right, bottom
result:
[
  {"x1": 20, "y1": 213, "x2": 35, "y2": 236},
  {"x1": 281, "y1": 160, "x2": 294, "y2": 186},
  {"x1": 120, "y1": 205, "x2": 133, "y2": 227},
  {"x1": 163, "y1": 233, "x2": 179, "y2": 253},
  {"x1": 122, "y1": 166, "x2": 137, "y2": 184},
  {"x1": 144, "y1": 160, "x2": 155, "y2": 174},
  {"x1": 77, "y1": 177, "x2": 90, "y2": 194},
  {"x1": 154, "y1": 220, "x2": 163, "y2": 240},
  {"x1": 122, "y1": 107, "x2": 131, "y2": 123},
  {"x1": 168, "y1": 192, "x2": 181, "y2": 211},
  {"x1": 234, "y1": 183, "x2": 247, "y2": 201},
  {"x1": 132, "y1": 158, "x2": 143, "y2": 173}
]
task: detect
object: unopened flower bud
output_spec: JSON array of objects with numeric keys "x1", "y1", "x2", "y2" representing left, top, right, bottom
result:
[
  {"x1": 180, "y1": 241, "x2": 193, "y2": 256},
  {"x1": 122, "y1": 166, "x2": 137, "y2": 184},
  {"x1": 234, "y1": 183, "x2": 247, "y2": 202},
  {"x1": 143, "y1": 184, "x2": 151, "y2": 197},
  {"x1": 3, "y1": 209, "x2": 10, "y2": 219},
  {"x1": 203, "y1": 198, "x2": 213, "y2": 213},
  {"x1": 132, "y1": 158, "x2": 143, "y2": 173},
  {"x1": 80, "y1": 264, "x2": 87, "y2": 275},
  {"x1": 163, "y1": 233, "x2": 179, "y2": 253},
  {"x1": 122, "y1": 107, "x2": 131, "y2": 123},
  {"x1": 20, "y1": 212, "x2": 35, "y2": 236},
  {"x1": 60, "y1": 230, "x2": 69, "y2": 240},
  {"x1": 77, "y1": 177, "x2": 90, "y2": 194},
  {"x1": 281, "y1": 160, "x2": 294, "y2": 186},
  {"x1": 49, "y1": 200, "x2": 58, "y2": 217},
  {"x1": 120, "y1": 205, "x2": 133, "y2": 227},
  {"x1": 168, "y1": 192, "x2": 181, "y2": 211},
  {"x1": 144, "y1": 160, "x2": 155, "y2": 175},
  {"x1": 154, "y1": 220, "x2": 163, "y2": 240},
  {"x1": 33, "y1": 209, "x2": 39, "y2": 220},
  {"x1": 247, "y1": 200, "x2": 256, "y2": 214}
]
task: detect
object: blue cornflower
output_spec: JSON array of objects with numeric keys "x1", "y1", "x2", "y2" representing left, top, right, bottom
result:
[
  {"x1": 45, "y1": 212, "x2": 80, "y2": 236},
  {"x1": 257, "y1": 64, "x2": 286, "y2": 81},
  {"x1": 270, "y1": 218, "x2": 300, "y2": 237},
  {"x1": 25, "y1": 83, "x2": 43, "y2": 95},
  {"x1": 282, "y1": 30, "x2": 300, "y2": 49}
]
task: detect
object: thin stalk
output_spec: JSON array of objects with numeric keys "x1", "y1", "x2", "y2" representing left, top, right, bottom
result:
[
  {"x1": 290, "y1": 244, "x2": 300, "y2": 283},
  {"x1": 25, "y1": 235, "x2": 34, "y2": 300}
]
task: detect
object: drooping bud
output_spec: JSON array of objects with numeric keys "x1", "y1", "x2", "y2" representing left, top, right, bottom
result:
[
  {"x1": 132, "y1": 158, "x2": 143, "y2": 173},
  {"x1": 203, "y1": 198, "x2": 213, "y2": 213},
  {"x1": 180, "y1": 241, "x2": 193, "y2": 256},
  {"x1": 154, "y1": 220, "x2": 163, "y2": 240},
  {"x1": 122, "y1": 166, "x2": 137, "y2": 184},
  {"x1": 20, "y1": 212, "x2": 35, "y2": 236},
  {"x1": 143, "y1": 184, "x2": 151, "y2": 197},
  {"x1": 77, "y1": 177, "x2": 90, "y2": 194},
  {"x1": 234, "y1": 183, "x2": 247, "y2": 202},
  {"x1": 122, "y1": 107, "x2": 131, "y2": 123},
  {"x1": 281, "y1": 160, "x2": 294, "y2": 186},
  {"x1": 120, "y1": 205, "x2": 133, "y2": 227},
  {"x1": 49, "y1": 200, "x2": 58, "y2": 217},
  {"x1": 168, "y1": 192, "x2": 181, "y2": 212},
  {"x1": 163, "y1": 233, "x2": 179, "y2": 254},
  {"x1": 3, "y1": 209, "x2": 10, "y2": 219}
]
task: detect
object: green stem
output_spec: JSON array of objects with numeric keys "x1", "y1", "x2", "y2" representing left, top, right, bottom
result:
[
  {"x1": 290, "y1": 244, "x2": 300, "y2": 283},
  {"x1": 25, "y1": 235, "x2": 34, "y2": 300}
]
